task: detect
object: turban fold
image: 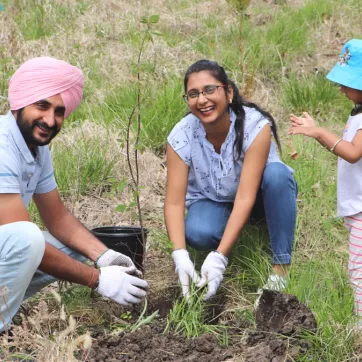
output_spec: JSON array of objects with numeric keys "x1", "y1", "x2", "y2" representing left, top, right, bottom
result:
[{"x1": 9, "y1": 57, "x2": 84, "y2": 118}]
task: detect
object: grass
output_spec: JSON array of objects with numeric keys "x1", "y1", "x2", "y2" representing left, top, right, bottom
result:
[
  {"x1": 51, "y1": 123, "x2": 116, "y2": 197},
  {"x1": 164, "y1": 289, "x2": 229, "y2": 341},
  {"x1": 281, "y1": 73, "x2": 351, "y2": 119},
  {"x1": 98, "y1": 80, "x2": 185, "y2": 152},
  {"x1": 0, "y1": 0, "x2": 362, "y2": 360}
]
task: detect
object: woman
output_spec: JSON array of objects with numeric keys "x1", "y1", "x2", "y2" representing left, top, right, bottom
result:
[{"x1": 164, "y1": 60, "x2": 297, "y2": 300}]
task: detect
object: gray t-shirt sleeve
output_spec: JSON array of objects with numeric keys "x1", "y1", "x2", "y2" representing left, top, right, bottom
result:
[
  {"x1": 242, "y1": 108, "x2": 270, "y2": 154},
  {"x1": 167, "y1": 122, "x2": 192, "y2": 166},
  {"x1": 35, "y1": 147, "x2": 57, "y2": 194},
  {"x1": 0, "y1": 143, "x2": 21, "y2": 193}
]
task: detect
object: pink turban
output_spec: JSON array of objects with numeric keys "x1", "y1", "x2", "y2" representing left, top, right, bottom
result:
[{"x1": 8, "y1": 57, "x2": 84, "y2": 118}]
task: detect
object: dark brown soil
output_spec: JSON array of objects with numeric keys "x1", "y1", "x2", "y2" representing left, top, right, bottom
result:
[
  {"x1": 243, "y1": 290, "x2": 317, "y2": 362},
  {"x1": 88, "y1": 290, "x2": 317, "y2": 362},
  {"x1": 88, "y1": 322, "x2": 240, "y2": 362},
  {"x1": 255, "y1": 289, "x2": 317, "y2": 334}
]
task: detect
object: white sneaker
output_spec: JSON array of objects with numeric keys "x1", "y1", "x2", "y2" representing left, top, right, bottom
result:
[
  {"x1": 261, "y1": 274, "x2": 287, "y2": 291},
  {"x1": 254, "y1": 274, "x2": 287, "y2": 308}
]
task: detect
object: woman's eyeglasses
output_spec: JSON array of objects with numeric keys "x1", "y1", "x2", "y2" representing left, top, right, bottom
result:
[{"x1": 183, "y1": 85, "x2": 226, "y2": 102}]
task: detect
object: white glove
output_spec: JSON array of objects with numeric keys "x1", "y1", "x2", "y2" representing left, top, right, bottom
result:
[
  {"x1": 172, "y1": 249, "x2": 201, "y2": 299},
  {"x1": 96, "y1": 249, "x2": 142, "y2": 277},
  {"x1": 197, "y1": 251, "x2": 228, "y2": 300},
  {"x1": 96, "y1": 266, "x2": 148, "y2": 306}
]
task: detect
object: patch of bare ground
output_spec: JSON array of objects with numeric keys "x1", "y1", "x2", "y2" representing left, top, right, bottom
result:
[{"x1": 87, "y1": 290, "x2": 316, "y2": 362}]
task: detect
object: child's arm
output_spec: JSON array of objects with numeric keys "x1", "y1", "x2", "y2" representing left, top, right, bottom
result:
[{"x1": 289, "y1": 112, "x2": 362, "y2": 164}]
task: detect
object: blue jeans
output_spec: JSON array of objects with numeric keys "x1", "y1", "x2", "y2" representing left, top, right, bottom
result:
[
  {"x1": 0, "y1": 222, "x2": 86, "y2": 332},
  {"x1": 185, "y1": 162, "x2": 297, "y2": 265}
]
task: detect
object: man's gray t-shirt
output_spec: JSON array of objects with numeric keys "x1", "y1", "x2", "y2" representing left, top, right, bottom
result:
[{"x1": 0, "y1": 111, "x2": 57, "y2": 207}]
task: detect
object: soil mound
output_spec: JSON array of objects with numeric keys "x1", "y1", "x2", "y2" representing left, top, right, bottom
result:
[
  {"x1": 255, "y1": 289, "x2": 317, "y2": 334},
  {"x1": 88, "y1": 322, "x2": 241, "y2": 362},
  {"x1": 244, "y1": 290, "x2": 317, "y2": 362},
  {"x1": 88, "y1": 290, "x2": 317, "y2": 362}
]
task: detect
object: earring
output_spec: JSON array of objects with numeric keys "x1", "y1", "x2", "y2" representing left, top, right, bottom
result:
[{"x1": 229, "y1": 99, "x2": 232, "y2": 103}]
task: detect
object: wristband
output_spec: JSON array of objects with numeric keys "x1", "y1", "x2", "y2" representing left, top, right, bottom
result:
[
  {"x1": 93, "y1": 269, "x2": 101, "y2": 291},
  {"x1": 87, "y1": 268, "x2": 100, "y2": 290},
  {"x1": 330, "y1": 138, "x2": 342, "y2": 153}
]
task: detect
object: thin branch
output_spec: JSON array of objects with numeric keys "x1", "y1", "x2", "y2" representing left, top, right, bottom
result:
[
  {"x1": 125, "y1": 105, "x2": 138, "y2": 187},
  {"x1": 125, "y1": 25, "x2": 150, "y2": 247}
]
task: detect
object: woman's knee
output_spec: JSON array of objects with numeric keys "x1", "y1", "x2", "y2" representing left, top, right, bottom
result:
[
  {"x1": 185, "y1": 222, "x2": 219, "y2": 250},
  {"x1": 262, "y1": 163, "x2": 296, "y2": 193}
]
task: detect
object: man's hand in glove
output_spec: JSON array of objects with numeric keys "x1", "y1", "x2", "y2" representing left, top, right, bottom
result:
[
  {"x1": 96, "y1": 249, "x2": 142, "y2": 276},
  {"x1": 96, "y1": 265, "x2": 148, "y2": 306}
]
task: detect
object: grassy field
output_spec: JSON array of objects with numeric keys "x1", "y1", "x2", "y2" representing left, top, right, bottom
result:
[{"x1": 1, "y1": 0, "x2": 362, "y2": 360}]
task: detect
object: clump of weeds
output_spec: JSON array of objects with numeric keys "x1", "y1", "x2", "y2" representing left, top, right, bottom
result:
[
  {"x1": 164, "y1": 286, "x2": 229, "y2": 343},
  {"x1": 0, "y1": 290, "x2": 92, "y2": 362}
]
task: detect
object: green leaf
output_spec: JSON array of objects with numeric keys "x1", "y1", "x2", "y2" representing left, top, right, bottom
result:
[
  {"x1": 117, "y1": 177, "x2": 127, "y2": 192},
  {"x1": 151, "y1": 31, "x2": 163, "y2": 36},
  {"x1": 149, "y1": 14, "x2": 160, "y2": 23},
  {"x1": 140, "y1": 16, "x2": 148, "y2": 24},
  {"x1": 115, "y1": 204, "x2": 127, "y2": 212}
]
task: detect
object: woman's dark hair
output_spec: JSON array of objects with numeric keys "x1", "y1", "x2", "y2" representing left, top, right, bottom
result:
[{"x1": 184, "y1": 59, "x2": 281, "y2": 159}]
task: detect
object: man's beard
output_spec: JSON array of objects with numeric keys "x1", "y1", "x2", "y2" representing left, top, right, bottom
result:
[{"x1": 16, "y1": 108, "x2": 60, "y2": 147}]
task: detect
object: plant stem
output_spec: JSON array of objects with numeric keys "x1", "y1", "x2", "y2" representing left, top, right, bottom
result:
[{"x1": 125, "y1": 25, "x2": 149, "y2": 251}]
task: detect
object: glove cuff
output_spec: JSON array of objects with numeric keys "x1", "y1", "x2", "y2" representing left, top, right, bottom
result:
[
  {"x1": 96, "y1": 249, "x2": 110, "y2": 267},
  {"x1": 211, "y1": 251, "x2": 228, "y2": 266},
  {"x1": 95, "y1": 267, "x2": 115, "y2": 295},
  {"x1": 172, "y1": 248, "x2": 189, "y2": 261}
]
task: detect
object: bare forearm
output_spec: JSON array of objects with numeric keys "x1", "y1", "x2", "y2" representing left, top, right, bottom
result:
[
  {"x1": 312, "y1": 127, "x2": 362, "y2": 163},
  {"x1": 39, "y1": 243, "x2": 99, "y2": 288},
  {"x1": 310, "y1": 127, "x2": 340, "y2": 149},
  {"x1": 217, "y1": 199, "x2": 254, "y2": 256},
  {"x1": 164, "y1": 203, "x2": 186, "y2": 249},
  {"x1": 46, "y1": 210, "x2": 107, "y2": 262}
]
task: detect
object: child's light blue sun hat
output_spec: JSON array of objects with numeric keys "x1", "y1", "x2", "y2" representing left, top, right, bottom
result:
[{"x1": 327, "y1": 39, "x2": 362, "y2": 91}]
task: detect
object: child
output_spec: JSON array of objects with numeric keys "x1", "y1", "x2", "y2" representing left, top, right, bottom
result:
[{"x1": 289, "y1": 38, "x2": 362, "y2": 328}]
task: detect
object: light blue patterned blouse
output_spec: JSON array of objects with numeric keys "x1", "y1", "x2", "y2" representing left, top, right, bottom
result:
[{"x1": 168, "y1": 107, "x2": 290, "y2": 208}]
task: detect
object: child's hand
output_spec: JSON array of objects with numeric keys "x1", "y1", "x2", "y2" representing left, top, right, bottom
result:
[
  {"x1": 288, "y1": 112, "x2": 317, "y2": 138},
  {"x1": 290, "y1": 112, "x2": 316, "y2": 128}
]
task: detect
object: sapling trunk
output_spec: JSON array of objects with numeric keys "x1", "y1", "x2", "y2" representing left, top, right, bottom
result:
[{"x1": 124, "y1": 15, "x2": 160, "y2": 265}]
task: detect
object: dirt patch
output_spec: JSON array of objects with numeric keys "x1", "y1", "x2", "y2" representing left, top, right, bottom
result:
[
  {"x1": 88, "y1": 322, "x2": 240, "y2": 362},
  {"x1": 255, "y1": 289, "x2": 317, "y2": 334},
  {"x1": 242, "y1": 290, "x2": 317, "y2": 362},
  {"x1": 88, "y1": 290, "x2": 317, "y2": 362}
]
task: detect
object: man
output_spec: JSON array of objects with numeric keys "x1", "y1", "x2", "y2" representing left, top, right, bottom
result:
[{"x1": 0, "y1": 57, "x2": 148, "y2": 333}]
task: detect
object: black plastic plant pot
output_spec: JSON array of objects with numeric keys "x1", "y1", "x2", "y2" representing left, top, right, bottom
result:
[{"x1": 92, "y1": 226, "x2": 148, "y2": 272}]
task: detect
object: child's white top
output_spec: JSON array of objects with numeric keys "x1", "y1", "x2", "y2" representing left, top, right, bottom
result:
[{"x1": 338, "y1": 112, "x2": 362, "y2": 216}]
